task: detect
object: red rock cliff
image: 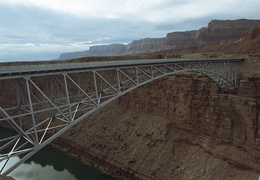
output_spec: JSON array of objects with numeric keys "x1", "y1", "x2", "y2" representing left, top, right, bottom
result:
[
  {"x1": 197, "y1": 19, "x2": 260, "y2": 42},
  {"x1": 125, "y1": 38, "x2": 165, "y2": 53},
  {"x1": 165, "y1": 30, "x2": 197, "y2": 46},
  {"x1": 52, "y1": 56, "x2": 260, "y2": 180},
  {"x1": 58, "y1": 19, "x2": 260, "y2": 60}
]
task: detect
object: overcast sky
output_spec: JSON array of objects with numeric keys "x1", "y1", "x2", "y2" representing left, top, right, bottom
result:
[{"x1": 0, "y1": 0, "x2": 259, "y2": 62}]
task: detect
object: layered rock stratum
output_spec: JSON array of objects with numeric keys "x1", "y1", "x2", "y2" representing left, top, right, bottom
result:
[
  {"x1": 52, "y1": 57, "x2": 260, "y2": 180},
  {"x1": 58, "y1": 19, "x2": 260, "y2": 60}
]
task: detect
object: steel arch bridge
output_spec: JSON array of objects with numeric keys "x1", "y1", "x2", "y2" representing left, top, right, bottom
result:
[{"x1": 0, "y1": 57, "x2": 244, "y2": 175}]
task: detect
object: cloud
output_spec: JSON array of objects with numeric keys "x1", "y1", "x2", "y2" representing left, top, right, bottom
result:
[
  {"x1": 3, "y1": 0, "x2": 258, "y2": 23},
  {"x1": 0, "y1": 3, "x2": 166, "y2": 61},
  {"x1": 0, "y1": 0, "x2": 259, "y2": 61}
]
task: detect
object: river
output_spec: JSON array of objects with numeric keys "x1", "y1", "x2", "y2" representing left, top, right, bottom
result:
[{"x1": 0, "y1": 128, "x2": 116, "y2": 180}]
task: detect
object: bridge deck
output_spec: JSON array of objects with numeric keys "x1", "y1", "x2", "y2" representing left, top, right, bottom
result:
[{"x1": 0, "y1": 57, "x2": 244, "y2": 78}]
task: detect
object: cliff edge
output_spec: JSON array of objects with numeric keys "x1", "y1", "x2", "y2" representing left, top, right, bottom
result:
[{"x1": 58, "y1": 19, "x2": 260, "y2": 60}]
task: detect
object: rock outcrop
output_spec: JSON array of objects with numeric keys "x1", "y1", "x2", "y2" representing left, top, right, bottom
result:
[
  {"x1": 197, "y1": 19, "x2": 260, "y2": 42},
  {"x1": 88, "y1": 44, "x2": 126, "y2": 56},
  {"x1": 58, "y1": 19, "x2": 260, "y2": 60},
  {"x1": 59, "y1": 50, "x2": 89, "y2": 60},
  {"x1": 125, "y1": 38, "x2": 165, "y2": 53},
  {"x1": 244, "y1": 25, "x2": 260, "y2": 41},
  {"x1": 165, "y1": 30, "x2": 197, "y2": 46},
  {"x1": 196, "y1": 26, "x2": 260, "y2": 54},
  {"x1": 59, "y1": 44, "x2": 126, "y2": 60}
]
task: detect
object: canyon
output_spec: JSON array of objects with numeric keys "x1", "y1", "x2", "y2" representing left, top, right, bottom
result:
[
  {"x1": 53, "y1": 19, "x2": 260, "y2": 180},
  {"x1": 51, "y1": 55, "x2": 260, "y2": 180},
  {"x1": 1, "y1": 19, "x2": 260, "y2": 180}
]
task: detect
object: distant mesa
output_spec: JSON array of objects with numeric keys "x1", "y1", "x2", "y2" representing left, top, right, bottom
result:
[{"x1": 58, "y1": 19, "x2": 260, "y2": 60}]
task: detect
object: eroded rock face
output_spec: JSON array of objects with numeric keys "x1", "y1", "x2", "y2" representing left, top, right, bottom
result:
[
  {"x1": 243, "y1": 26, "x2": 260, "y2": 41},
  {"x1": 117, "y1": 72, "x2": 260, "y2": 165},
  {"x1": 196, "y1": 19, "x2": 260, "y2": 42},
  {"x1": 59, "y1": 44, "x2": 127, "y2": 60},
  {"x1": 197, "y1": 26, "x2": 260, "y2": 54},
  {"x1": 145, "y1": 19, "x2": 260, "y2": 49},
  {"x1": 53, "y1": 58, "x2": 260, "y2": 180},
  {"x1": 58, "y1": 19, "x2": 260, "y2": 60},
  {"x1": 126, "y1": 38, "x2": 165, "y2": 53},
  {"x1": 58, "y1": 50, "x2": 89, "y2": 60},
  {"x1": 88, "y1": 44, "x2": 127, "y2": 56},
  {"x1": 165, "y1": 30, "x2": 197, "y2": 46}
]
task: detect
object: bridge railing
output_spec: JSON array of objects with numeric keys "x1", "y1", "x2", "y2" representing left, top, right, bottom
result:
[{"x1": 0, "y1": 57, "x2": 244, "y2": 76}]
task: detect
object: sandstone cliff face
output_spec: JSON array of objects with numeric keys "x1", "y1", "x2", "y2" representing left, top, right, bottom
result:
[
  {"x1": 165, "y1": 30, "x2": 197, "y2": 46},
  {"x1": 52, "y1": 57, "x2": 260, "y2": 180},
  {"x1": 126, "y1": 38, "x2": 165, "y2": 53},
  {"x1": 197, "y1": 26, "x2": 260, "y2": 54},
  {"x1": 59, "y1": 50, "x2": 89, "y2": 60},
  {"x1": 158, "y1": 19, "x2": 260, "y2": 50},
  {"x1": 88, "y1": 44, "x2": 126, "y2": 56},
  {"x1": 196, "y1": 19, "x2": 260, "y2": 42},
  {"x1": 58, "y1": 44, "x2": 127, "y2": 60},
  {"x1": 244, "y1": 26, "x2": 260, "y2": 41},
  {"x1": 164, "y1": 30, "x2": 201, "y2": 53}
]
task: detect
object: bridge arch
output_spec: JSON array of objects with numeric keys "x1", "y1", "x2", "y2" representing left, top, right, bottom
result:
[{"x1": 0, "y1": 57, "x2": 243, "y2": 175}]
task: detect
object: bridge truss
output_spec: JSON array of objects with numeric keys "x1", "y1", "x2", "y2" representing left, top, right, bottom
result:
[{"x1": 0, "y1": 57, "x2": 243, "y2": 175}]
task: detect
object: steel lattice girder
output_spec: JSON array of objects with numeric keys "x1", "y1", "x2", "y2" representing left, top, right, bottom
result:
[{"x1": 0, "y1": 58, "x2": 243, "y2": 175}]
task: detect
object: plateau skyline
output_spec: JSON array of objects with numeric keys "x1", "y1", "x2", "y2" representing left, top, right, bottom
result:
[{"x1": 0, "y1": 0, "x2": 259, "y2": 62}]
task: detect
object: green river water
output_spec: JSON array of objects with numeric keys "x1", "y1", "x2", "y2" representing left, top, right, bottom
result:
[{"x1": 0, "y1": 128, "x2": 116, "y2": 180}]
